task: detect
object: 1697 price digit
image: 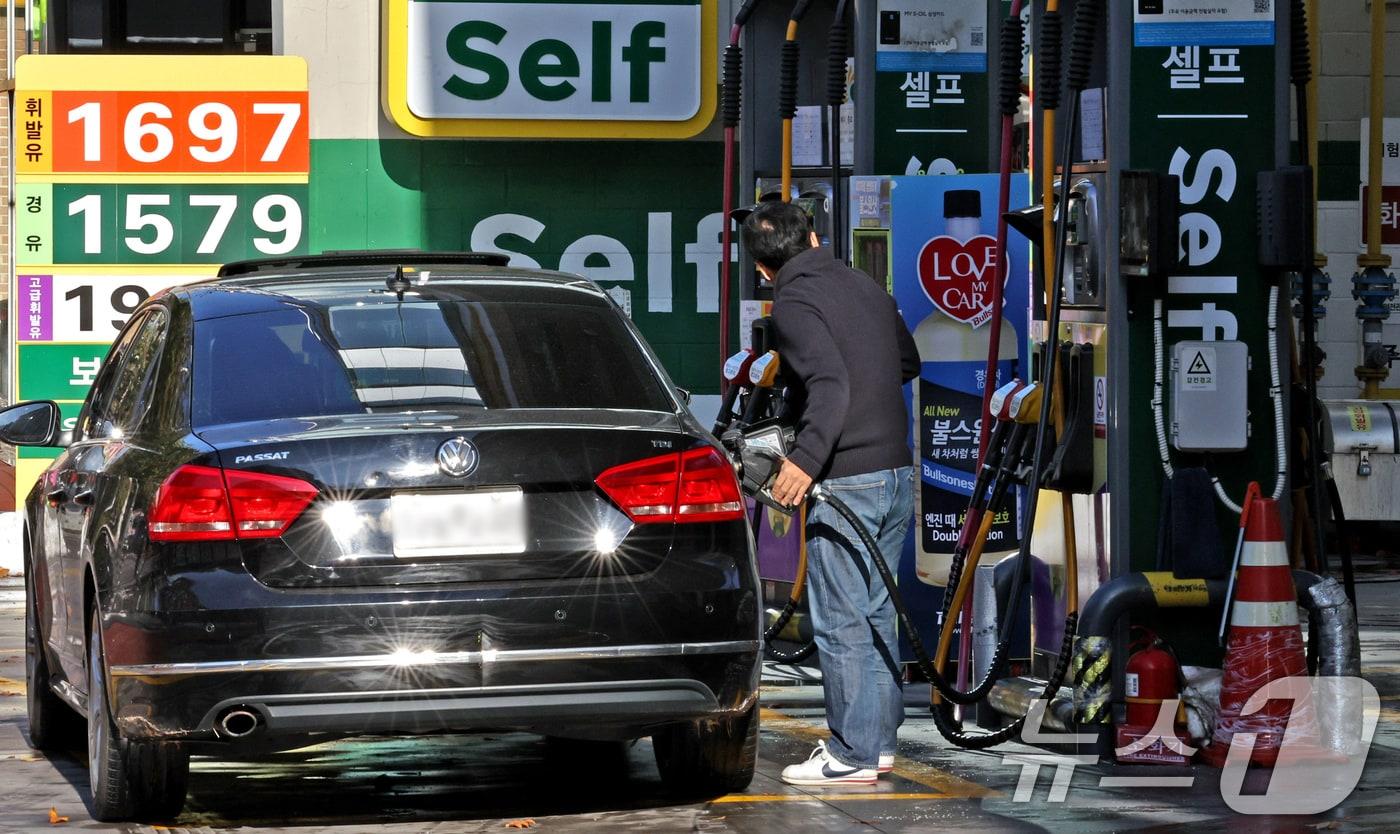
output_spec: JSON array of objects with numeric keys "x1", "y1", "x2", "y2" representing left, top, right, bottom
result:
[{"x1": 47, "y1": 92, "x2": 308, "y2": 175}]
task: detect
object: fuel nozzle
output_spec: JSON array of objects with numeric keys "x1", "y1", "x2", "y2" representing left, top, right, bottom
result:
[
  {"x1": 980, "y1": 382, "x2": 1044, "y2": 509},
  {"x1": 717, "y1": 350, "x2": 801, "y2": 515},
  {"x1": 713, "y1": 349, "x2": 758, "y2": 435},
  {"x1": 738, "y1": 350, "x2": 783, "y2": 426}
]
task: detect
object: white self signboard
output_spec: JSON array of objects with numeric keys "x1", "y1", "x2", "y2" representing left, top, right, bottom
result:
[{"x1": 405, "y1": 1, "x2": 702, "y2": 122}]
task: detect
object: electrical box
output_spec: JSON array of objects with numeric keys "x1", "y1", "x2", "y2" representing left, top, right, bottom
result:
[{"x1": 1171, "y1": 340, "x2": 1249, "y2": 452}]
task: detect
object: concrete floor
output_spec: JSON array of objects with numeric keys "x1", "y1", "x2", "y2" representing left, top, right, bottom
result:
[{"x1": 2, "y1": 575, "x2": 1399, "y2": 833}]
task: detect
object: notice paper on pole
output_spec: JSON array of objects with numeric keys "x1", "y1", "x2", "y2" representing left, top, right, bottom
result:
[
  {"x1": 875, "y1": 0, "x2": 988, "y2": 69},
  {"x1": 1133, "y1": 0, "x2": 1275, "y2": 47}
]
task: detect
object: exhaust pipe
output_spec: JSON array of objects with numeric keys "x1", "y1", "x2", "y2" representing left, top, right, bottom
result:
[{"x1": 217, "y1": 708, "x2": 261, "y2": 739}]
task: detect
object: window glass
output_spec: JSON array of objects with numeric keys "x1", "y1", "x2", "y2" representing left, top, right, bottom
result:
[
  {"x1": 126, "y1": 0, "x2": 227, "y2": 46},
  {"x1": 77, "y1": 310, "x2": 147, "y2": 440},
  {"x1": 105, "y1": 307, "x2": 167, "y2": 432},
  {"x1": 192, "y1": 299, "x2": 672, "y2": 428},
  {"x1": 53, "y1": 0, "x2": 274, "y2": 53}
]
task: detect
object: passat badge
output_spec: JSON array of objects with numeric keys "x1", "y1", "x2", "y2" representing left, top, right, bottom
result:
[{"x1": 436, "y1": 437, "x2": 479, "y2": 478}]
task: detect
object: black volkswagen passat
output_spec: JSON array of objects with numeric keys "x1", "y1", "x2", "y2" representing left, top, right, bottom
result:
[{"x1": 11, "y1": 252, "x2": 761, "y2": 821}]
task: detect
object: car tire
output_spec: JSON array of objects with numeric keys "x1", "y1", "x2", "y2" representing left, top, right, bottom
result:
[
  {"x1": 24, "y1": 571, "x2": 82, "y2": 751},
  {"x1": 652, "y1": 702, "x2": 758, "y2": 795},
  {"x1": 87, "y1": 612, "x2": 189, "y2": 822}
]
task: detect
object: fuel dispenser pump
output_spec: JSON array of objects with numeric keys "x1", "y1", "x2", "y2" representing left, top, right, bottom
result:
[
  {"x1": 724, "y1": 0, "x2": 1104, "y2": 751},
  {"x1": 719, "y1": 0, "x2": 1355, "y2": 763}
]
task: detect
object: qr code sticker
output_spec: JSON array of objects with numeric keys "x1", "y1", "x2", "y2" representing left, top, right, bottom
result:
[
  {"x1": 1253, "y1": 0, "x2": 1271, "y2": 13},
  {"x1": 971, "y1": 31, "x2": 984, "y2": 47}
]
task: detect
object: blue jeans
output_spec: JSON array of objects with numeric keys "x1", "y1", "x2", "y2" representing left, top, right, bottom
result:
[{"x1": 804, "y1": 466, "x2": 913, "y2": 769}]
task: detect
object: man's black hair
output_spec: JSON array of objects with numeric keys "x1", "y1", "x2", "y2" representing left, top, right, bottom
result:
[{"x1": 741, "y1": 201, "x2": 815, "y2": 273}]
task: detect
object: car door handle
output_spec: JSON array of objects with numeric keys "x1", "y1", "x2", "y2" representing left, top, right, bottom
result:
[
  {"x1": 45, "y1": 486, "x2": 69, "y2": 505},
  {"x1": 72, "y1": 488, "x2": 94, "y2": 507}
]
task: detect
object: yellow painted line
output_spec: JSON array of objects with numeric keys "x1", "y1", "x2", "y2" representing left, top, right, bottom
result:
[
  {"x1": 759, "y1": 707, "x2": 998, "y2": 800},
  {"x1": 0, "y1": 676, "x2": 26, "y2": 696},
  {"x1": 713, "y1": 793, "x2": 946, "y2": 804}
]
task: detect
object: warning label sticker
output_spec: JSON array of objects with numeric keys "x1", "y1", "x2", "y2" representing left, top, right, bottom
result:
[
  {"x1": 1093, "y1": 376, "x2": 1108, "y2": 438},
  {"x1": 1183, "y1": 347, "x2": 1216, "y2": 391},
  {"x1": 1349, "y1": 406, "x2": 1372, "y2": 434}
]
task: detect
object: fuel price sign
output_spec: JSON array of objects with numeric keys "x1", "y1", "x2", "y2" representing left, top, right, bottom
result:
[{"x1": 10, "y1": 55, "x2": 310, "y2": 497}]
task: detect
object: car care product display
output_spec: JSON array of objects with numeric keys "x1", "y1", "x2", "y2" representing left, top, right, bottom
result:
[{"x1": 900, "y1": 181, "x2": 1027, "y2": 587}]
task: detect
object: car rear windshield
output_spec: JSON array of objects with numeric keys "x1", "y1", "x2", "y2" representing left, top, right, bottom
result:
[{"x1": 191, "y1": 298, "x2": 673, "y2": 427}]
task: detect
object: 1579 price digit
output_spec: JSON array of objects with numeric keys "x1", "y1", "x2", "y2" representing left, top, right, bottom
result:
[
  {"x1": 68, "y1": 191, "x2": 301, "y2": 256},
  {"x1": 40, "y1": 185, "x2": 309, "y2": 264}
]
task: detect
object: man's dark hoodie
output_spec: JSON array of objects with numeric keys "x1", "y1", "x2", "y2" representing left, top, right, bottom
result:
[{"x1": 773, "y1": 246, "x2": 921, "y2": 480}]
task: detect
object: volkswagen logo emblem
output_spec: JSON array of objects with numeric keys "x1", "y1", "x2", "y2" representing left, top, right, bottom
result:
[{"x1": 436, "y1": 437, "x2": 479, "y2": 478}]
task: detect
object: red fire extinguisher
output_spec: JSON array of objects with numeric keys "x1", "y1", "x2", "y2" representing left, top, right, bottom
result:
[{"x1": 1117, "y1": 627, "x2": 1192, "y2": 764}]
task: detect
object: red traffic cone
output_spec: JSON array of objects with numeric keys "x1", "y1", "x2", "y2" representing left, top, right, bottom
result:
[{"x1": 1201, "y1": 497, "x2": 1315, "y2": 767}]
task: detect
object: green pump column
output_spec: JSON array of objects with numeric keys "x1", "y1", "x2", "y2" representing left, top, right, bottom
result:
[{"x1": 1112, "y1": 5, "x2": 1290, "y2": 578}]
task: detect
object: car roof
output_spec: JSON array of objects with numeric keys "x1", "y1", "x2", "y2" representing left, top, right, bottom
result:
[{"x1": 175, "y1": 257, "x2": 612, "y2": 322}]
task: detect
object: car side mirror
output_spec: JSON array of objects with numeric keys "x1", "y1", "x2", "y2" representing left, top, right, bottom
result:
[
  {"x1": 675, "y1": 387, "x2": 693, "y2": 405},
  {"x1": 0, "y1": 401, "x2": 64, "y2": 447}
]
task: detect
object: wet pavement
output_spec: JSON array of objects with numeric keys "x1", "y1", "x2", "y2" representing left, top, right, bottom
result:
[{"x1": 3, "y1": 574, "x2": 1400, "y2": 833}]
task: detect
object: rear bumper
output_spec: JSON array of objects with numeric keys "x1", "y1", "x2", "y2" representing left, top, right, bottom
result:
[
  {"x1": 109, "y1": 640, "x2": 760, "y2": 741},
  {"x1": 197, "y1": 679, "x2": 726, "y2": 738},
  {"x1": 100, "y1": 518, "x2": 761, "y2": 742}
]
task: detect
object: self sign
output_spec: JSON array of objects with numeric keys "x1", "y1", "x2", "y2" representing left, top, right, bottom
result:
[{"x1": 391, "y1": 0, "x2": 715, "y2": 137}]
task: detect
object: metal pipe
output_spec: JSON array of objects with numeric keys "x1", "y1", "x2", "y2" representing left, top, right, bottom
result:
[
  {"x1": 217, "y1": 708, "x2": 261, "y2": 739},
  {"x1": 988, "y1": 676, "x2": 1074, "y2": 731},
  {"x1": 972, "y1": 564, "x2": 1000, "y2": 727},
  {"x1": 1366, "y1": 0, "x2": 1385, "y2": 262},
  {"x1": 7, "y1": 0, "x2": 15, "y2": 417},
  {"x1": 1306, "y1": 577, "x2": 1364, "y2": 754},
  {"x1": 1356, "y1": 0, "x2": 1395, "y2": 397}
]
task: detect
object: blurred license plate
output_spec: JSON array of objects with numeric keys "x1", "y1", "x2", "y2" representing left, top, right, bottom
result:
[{"x1": 390, "y1": 490, "x2": 527, "y2": 558}]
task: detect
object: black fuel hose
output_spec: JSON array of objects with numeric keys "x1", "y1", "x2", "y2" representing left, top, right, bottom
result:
[
  {"x1": 765, "y1": 605, "x2": 818, "y2": 663},
  {"x1": 810, "y1": 485, "x2": 1077, "y2": 750},
  {"x1": 718, "y1": 0, "x2": 766, "y2": 386},
  {"x1": 827, "y1": 0, "x2": 851, "y2": 261}
]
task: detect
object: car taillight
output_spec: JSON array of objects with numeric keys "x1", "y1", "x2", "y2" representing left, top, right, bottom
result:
[
  {"x1": 595, "y1": 447, "x2": 743, "y2": 524},
  {"x1": 225, "y1": 470, "x2": 319, "y2": 538},
  {"x1": 149, "y1": 464, "x2": 318, "y2": 542},
  {"x1": 594, "y1": 453, "x2": 679, "y2": 522},
  {"x1": 676, "y1": 448, "x2": 745, "y2": 522}
]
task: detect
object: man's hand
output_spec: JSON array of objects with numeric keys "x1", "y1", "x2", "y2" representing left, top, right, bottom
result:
[{"x1": 771, "y1": 458, "x2": 814, "y2": 508}]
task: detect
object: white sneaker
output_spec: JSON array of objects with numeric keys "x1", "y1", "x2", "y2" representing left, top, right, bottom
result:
[
  {"x1": 878, "y1": 754, "x2": 894, "y2": 774},
  {"x1": 780, "y1": 741, "x2": 878, "y2": 786}
]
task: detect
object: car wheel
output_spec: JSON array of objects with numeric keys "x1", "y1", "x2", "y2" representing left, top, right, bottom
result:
[
  {"x1": 86, "y1": 612, "x2": 189, "y2": 822},
  {"x1": 25, "y1": 572, "x2": 81, "y2": 751},
  {"x1": 652, "y1": 702, "x2": 758, "y2": 795}
]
